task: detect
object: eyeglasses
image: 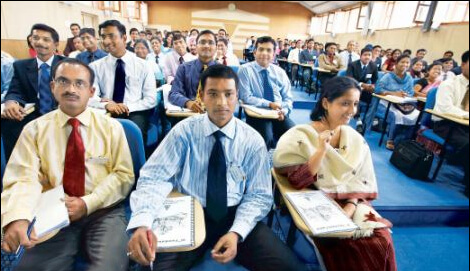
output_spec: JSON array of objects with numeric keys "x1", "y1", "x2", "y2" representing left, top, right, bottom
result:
[
  {"x1": 197, "y1": 40, "x2": 215, "y2": 46},
  {"x1": 54, "y1": 78, "x2": 89, "y2": 90}
]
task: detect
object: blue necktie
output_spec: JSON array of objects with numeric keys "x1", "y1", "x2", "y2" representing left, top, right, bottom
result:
[
  {"x1": 261, "y1": 69, "x2": 274, "y2": 102},
  {"x1": 348, "y1": 53, "x2": 353, "y2": 66},
  {"x1": 113, "y1": 59, "x2": 126, "y2": 103},
  {"x1": 362, "y1": 65, "x2": 367, "y2": 77},
  {"x1": 38, "y1": 63, "x2": 53, "y2": 115},
  {"x1": 206, "y1": 131, "x2": 228, "y2": 222}
]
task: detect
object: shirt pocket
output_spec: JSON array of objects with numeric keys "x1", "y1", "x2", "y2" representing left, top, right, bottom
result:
[
  {"x1": 226, "y1": 163, "x2": 246, "y2": 197},
  {"x1": 85, "y1": 150, "x2": 112, "y2": 176}
]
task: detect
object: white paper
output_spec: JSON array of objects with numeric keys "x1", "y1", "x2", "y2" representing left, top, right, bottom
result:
[
  {"x1": 161, "y1": 83, "x2": 194, "y2": 113},
  {"x1": 285, "y1": 191, "x2": 358, "y2": 236},
  {"x1": 384, "y1": 95, "x2": 417, "y2": 104},
  {"x1": 33, "y1": 186, "x2": 70, "y2": 238},
  {"x1": 1, "y1": 103, "x2": 35, "y2": 115},
  {"x1": 152, "y1": 196, "x2": 194, "y2": 249}
]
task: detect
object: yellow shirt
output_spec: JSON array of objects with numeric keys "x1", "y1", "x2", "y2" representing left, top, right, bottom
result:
[{"x1": 1, "y1": 108, "x2": 135, "y2": 228}]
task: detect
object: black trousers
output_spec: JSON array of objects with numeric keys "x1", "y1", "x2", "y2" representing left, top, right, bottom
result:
[
  {"x1": 434, "y1": 120, "x2": 469, "y2": 196},
  {"x1": 246, "y1": 115, "x2": 295, "y2": 149},
  {"x1": 16, "y1": 205, "x2": 129, "y2": 271},
  {"x1": 142, "y1": 207, "x2": 306, "y2": 271},
  {"x1": 1, "y1": 112, "x2": 40, "y2": 162}
]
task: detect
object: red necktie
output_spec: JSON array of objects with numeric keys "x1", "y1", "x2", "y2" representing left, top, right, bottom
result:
[
  {"x1": 63, "y1": 118, "x2": 85, "y2": 197},
  {"x1": 222, "y1": 56, "x2": 227, "y2": 66}
]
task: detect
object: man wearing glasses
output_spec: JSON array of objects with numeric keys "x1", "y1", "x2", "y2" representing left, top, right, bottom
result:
[
  {"x1": 169, "y1": 30, "x2": 218, "y2": 113},
  {"x1": 1, "y1": 58, "x2": 134, "y2": 271}
]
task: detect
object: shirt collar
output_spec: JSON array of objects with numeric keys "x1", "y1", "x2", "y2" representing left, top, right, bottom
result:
[
  {"x1": 109, "y1": 50, "x2": 132, "y2": 65},
  {"x1": 253, "y1": 61, "x2": 272, "y2": 74},
  {"x1": 195, "y1": 58, "x2": 216, "y2": 71},
  {"x1": 36, "y1": 55, "x2": 55, "y2": 69},
  {"x1": 57, "y1": 107, "x2": 92, "y2": 128},
  {"x1": 202, "y1": 114, "x2": 236, "y2": 140}
]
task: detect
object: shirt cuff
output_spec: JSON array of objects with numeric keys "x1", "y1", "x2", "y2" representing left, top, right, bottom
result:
[
  {"x1": 127, "y1": 212, "x2": 154, "y2": 233},
  {"x1": 81, "y1": 193, "x2": 102, "y2": 215},
  {"x1": 1, "y1": 209, "x2": 34, "y2": 229},
  {"x1": 229, "y1": 221, "x2": 254, "y2": 242}
]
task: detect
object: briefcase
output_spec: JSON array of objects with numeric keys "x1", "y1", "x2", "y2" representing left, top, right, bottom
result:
[{"x1": 390, "y1": 140, "x2": 434, "y2": 181}]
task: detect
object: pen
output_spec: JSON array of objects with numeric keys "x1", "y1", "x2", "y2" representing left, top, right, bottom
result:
[
  {"x1": 147, "y1": 229, "x2": 154, "y2": 271},
  {"x1": 15, "y1": 217, "x2": 36, "y2": 255}
]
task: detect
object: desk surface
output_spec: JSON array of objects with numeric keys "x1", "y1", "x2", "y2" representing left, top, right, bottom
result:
[
  {"x1": 157, "y1": 191, "x2": 206, "y2": 253},
  {"x1": 166, "y1": 110, "x2": 199, "y2": 118},
  {"x1": 272, "y1": 169, "x2": 313, "y2": 235},
  {"x1": 243, "y1": 106, "x2": 279, "y2": 120},
  {"x1": 372, "y1": 93, "x2": 418, "y2": 104},
  {"x1": 425, "y1": 109, "x2": 469, "y2": 126}
]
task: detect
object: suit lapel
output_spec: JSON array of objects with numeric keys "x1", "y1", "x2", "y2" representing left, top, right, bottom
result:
[{"x1": 26, "y1": 58, "x2": 39, "y2": 94}]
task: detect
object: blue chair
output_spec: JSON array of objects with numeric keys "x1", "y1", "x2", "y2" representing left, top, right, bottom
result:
[
  {"x1": 116, "y1": 119, "x2": 146, "y2": 180},
  {"x1": 337, "y1": 69, "x2": 347, "y2": 77},
  {"x1": 419, "y1": 87, "x2": 455, "y2": 180}
]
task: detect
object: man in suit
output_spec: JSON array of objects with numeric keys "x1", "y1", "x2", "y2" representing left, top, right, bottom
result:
[
  {"x1": 63, "y1": 23, "x2": 80, "y2": 56},
  {"x1": 126, "y1": 28, "x2": 139, "y2": 52},
  {"x1": 1, "y1": 23, "x2": 65, "y2": 161},
  {"x1": 346, "y1": 47, "x2": 378, "y2": 133},
  {"x1": 299, "y1": 38, "x2": 319, "y2": 89}
]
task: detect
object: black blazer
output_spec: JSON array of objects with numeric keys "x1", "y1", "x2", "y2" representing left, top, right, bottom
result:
[
  {"x1": 346, "y1": 60, "x2": 378, "y2": 84},
  {"x1": 5, "y1": 55, "x2": 66, "y2": 111}
]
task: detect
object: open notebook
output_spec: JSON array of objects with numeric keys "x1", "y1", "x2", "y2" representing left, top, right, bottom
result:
[
  {"x1": 152, "y1": 196, "x2": 195, "y2": 249},
  {"x1": 161, "y1": 83, "x2": 194, "y2": 113},
  {"x1": 285, "y1": 191, "x2": 358, "y2": 237},
  {"x1": 33, "y1": 185, "x2": 70, "y2": 238},
  {"x1": 1, "y1": 103, "x2": 35, "y2": 116}
]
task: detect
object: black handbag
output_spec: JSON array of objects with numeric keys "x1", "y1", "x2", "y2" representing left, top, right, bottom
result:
[{"x1": 390, "y1": 140, "x2": 434, "y2": 181}]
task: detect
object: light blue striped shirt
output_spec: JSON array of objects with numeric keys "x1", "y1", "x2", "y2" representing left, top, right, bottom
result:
[
  {"x1": 127, "y1": 114, "x2": 273, "y2": 240},
  {"x1": 238, "y1": 61, "x2": 293, "y2": 115}
]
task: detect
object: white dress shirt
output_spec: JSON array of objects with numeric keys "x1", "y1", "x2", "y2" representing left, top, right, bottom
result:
[
  {"x1": 89, "y1": 51, "x2": 157, "y2": 112},
  {"x1": 162, "y1": 50, "x2": 197, "y2": 84},
  {"x1": 287, "y1": 48, "x2": 301, "y2": 63},
  {"x1": 339, "y1": 50, "x2": 360, "y2": 70},
  {"x1": 433, "y1": 74, "x2": 469, "y2": 121}
]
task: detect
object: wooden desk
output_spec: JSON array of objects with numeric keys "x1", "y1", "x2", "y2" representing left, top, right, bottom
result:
[
  {"x1": 425, "y1": 109, "x2": 469, "y2": 126},
  {"x1": 242, "y1": 105, "x2": 279, "y2": 120},
  {"x1": 272, "y1": 169, "x2": 313, "y2": 241},
  {"x1": 165, "y1": 109, "x2": 199, "y2": 118},
  {"x1": 158, "y1": 191, "x2": 206, "y2": 253},
  {"x1": 372, "y1": 94, "x2": 419, "y2": 147}
]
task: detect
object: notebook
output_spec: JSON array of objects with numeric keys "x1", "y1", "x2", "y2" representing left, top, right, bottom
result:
[
  {"x1": 33, "y1": 185, "x2": 70, "y2": 239},
  {"x1": 285, "y1": 191, "x2": 358, "y2": 237},
  {"x1": 152, "y1": 196, "x2": 195, "y2": 249},
  {"x1": 1, "y1": 103, "x2": 35, "y2": 116},
  {"x1": 384, "y1": 95, "x2": 417, "y2": 104}
]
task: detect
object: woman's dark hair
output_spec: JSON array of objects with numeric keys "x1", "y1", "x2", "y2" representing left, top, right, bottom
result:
[
  {"x1": 427, "y1": 62, "x2": 443, "y2": 73},
  {"x1": 134, "y1": 39, "x2": 150, "y2": 51},
  {"x1": 310, "y1": 77, "x2": 360, "y2": 121},
  {"x1": 391, "y1": 49, "x2": 402, "y2": 58},
  {"x1": 27, "y1": 34, "x2": 33, "y2": 49}
]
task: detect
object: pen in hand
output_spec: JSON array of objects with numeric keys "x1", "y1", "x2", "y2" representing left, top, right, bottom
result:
[{"x1": 147, "y1": 229, "x2": 154, "y2": 271}]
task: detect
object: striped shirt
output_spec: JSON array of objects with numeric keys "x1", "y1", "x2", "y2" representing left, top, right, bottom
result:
[{"x1": 127, "y1": 114, "x2": 273, "y2": 240}]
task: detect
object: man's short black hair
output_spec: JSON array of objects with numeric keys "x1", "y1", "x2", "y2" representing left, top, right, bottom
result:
[
  {"x1": 360, "y1": 47, "x2": 372, "y2": 55},
  {"x1": 200, "y1": 64, "x2": 239, "y2": 93},
  {"x1": 99, "y1": 20, "x2": 126, "y2": 37},
  {"x1": 70, "y1": 23, "x2": 80, "y2": 29},
  {"x1": 196, "y1": 30, "x2": 217, "y2": 44},
  {"x1": 171, "y1": 33, "x2": 186, "y2": 47},
  {"x1": 462, "y1": 51, "x2": 469, "y2": 64},
  {"x1": 31, "y1": 23, "x2": 60, "y2": 43},
  {"x1": 373, "y1": 45, "x2": 382, "y2": 50},
  {"x1": 79, "y1": 28, "x2": 96, "y2": 37},
  {"x1": 52, "y1": 58, "x2": 95, "y2": 86},
  {"x1": 417, "y1": 48, "x2": 427, "y2": 54},
  {"x1": 254, "y1": 36, "x2": 277, "y2": 50},
  {"x1": 217, "y1": 38, "x2": 228, "y2": 47}
]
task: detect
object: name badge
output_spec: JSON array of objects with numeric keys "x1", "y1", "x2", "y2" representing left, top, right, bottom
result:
[
  {"x1": 87, "y1": 156, "x2": 109, "y2": 165},
  {"x1": 366, "y1": 74, "x2": 372, "y2": 79},
  {"x1": 229, "y1": 164, "x2": 246, "y2": 182}
]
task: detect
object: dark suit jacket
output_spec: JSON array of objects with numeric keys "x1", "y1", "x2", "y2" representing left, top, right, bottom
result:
[
  {"x1": 299, "y1": 49, "x2": 319, "y2": 64},
  {"x1": 5, "y1": 55, "x2": 66, "y2": 111},
  {"x1": 346, "y1": 60, "x2": 379, "y2": 84}
]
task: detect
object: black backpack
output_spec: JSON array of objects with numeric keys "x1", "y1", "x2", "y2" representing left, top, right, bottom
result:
[{"x1": 390, "y1": 140, "x2": 434, "y2": 181}]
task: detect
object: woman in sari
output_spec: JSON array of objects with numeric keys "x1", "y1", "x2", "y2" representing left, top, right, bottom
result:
[
  {"x1": 376, "y1": 54, "x2": 419, "y2": 150},
  {"x1": 414, "y1": 62, "x2": 443, "y2": 97},
  {"x1": 273, "y1": 76, "x2": 397, "y2": 271}
]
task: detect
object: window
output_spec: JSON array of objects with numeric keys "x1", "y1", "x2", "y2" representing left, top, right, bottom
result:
[
  {"x1": 97, "y1": 1, "x2": 121, "y2": 12},
  {"x1": 123, "y1": 1, "x2": 141, "y2": 19},
  {"x1": 356, "y1": 3, "x2": 367, "y2": 29},
  {"x1": 414, "y1": 1, "x2": 431, "y2": 23},
  {"x1": 325, "y1": 12, "x2": 335, "y2": 33}
]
